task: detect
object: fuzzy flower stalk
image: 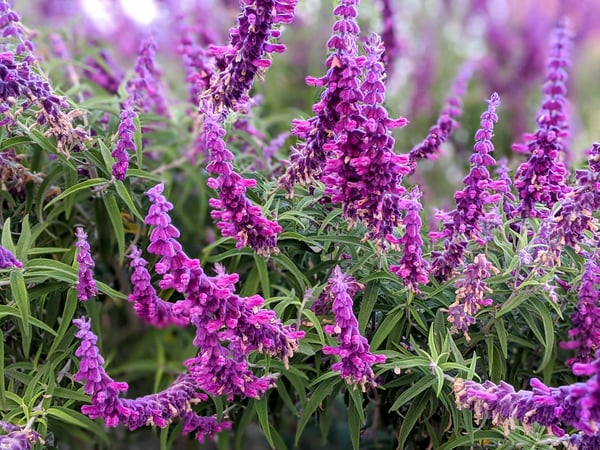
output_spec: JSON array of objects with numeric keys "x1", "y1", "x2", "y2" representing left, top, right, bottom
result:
[
  {"x1": 280, "y1": 0, "x2": 364, "y2": 191},
  {"x1": 408, "y1": 63, "x2": 473, "y2": 170},
  {"x1": 0, "y1": 244, "x2": 22, "y2": 269},
  {"x1": 111, "y1": 99, "x2": 137, "y2": 180},
  {"x1": 126, "y1": 184, "x2": 303, "y2": 400},
  {"x1": 74, "y1": 227, "x2": 97, "y2": 301},
  {"x1": 513, "y1": 19, "x2": 571, "y2": 219},
  {"x1": 202, "y1": 111, "x2": 282, "y2": 255},
  {"x1": 321, "y1": 266, "x2": 386, "y2": 390},
  {"x1": 0, "y1": 421, "x2": 43, "y2": 450},
  {"x1": 454, "y1": 352, "x2": 600, "y2": 439},
  {"x1": 72, "y1": 317, "x2": 232, "y2": 442},
  {"x1": 430, "y1": 93, "x2": 506, "y2": 281},
  {"x1": 202, "y1": 0, "x2": 298, "y2": 114},
  {"x1": 321, "y1": 33, "x2": 411, "y2": 249},
  {"x1": 560, "y1": 256, "x2": 600, "y2": 366},
  {"x1": 446, "y1": 254, "x2": 499, "y2": 341}
]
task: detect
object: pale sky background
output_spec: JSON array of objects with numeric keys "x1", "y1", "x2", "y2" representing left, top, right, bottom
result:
[{"x1": 82, "y1": 0, "x2": 159, "y2": 26}]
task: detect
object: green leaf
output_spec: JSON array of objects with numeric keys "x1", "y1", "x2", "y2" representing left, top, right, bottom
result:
[
  {"x1": 389, "y1": 376, "x2": 435, "y2": 412},
  {"x1": 370, "y1": 305, "x2": 404, "y2": 350},
  {"x1": 15, "y1": 215, "x2": 31, "y2": 262},
  {"x1": 46, "y1": 407, "x2": 110, "y2": 445},
  {"x1": 494, "y1": 317, "x2": 508, "y2": 359},
  {"x1": 1, "y1": 217, "x2": 15, "y2": 253},
  {"x1": 255, "y1": 395, "x2": 275, "y2": 449},
  {"x1": 396, "y1": 392, "x2": 430, "y2": 449},
  {"x1": 358, "y1": 281, "x2": 378, "y2": 334},
  {"x1": 295, "y1": 377, "x2": 340, "y2": 447},
  {"x1": 10, "y1": 271, "x2": 31, "y2": 356},
  {"x1": 253, "y1": 254, "x2": 271, "y2": 298},
  {"x1": 102, "y1": 192, "x2": 126, "y2": 262},
  {"x1": 0, "y1": 329, "x2": 5, "y2": 408},
  {"x1": 44, "y1": 178, "x2": 109, "y2": 211},
  {"x1": 114, "y1": 180, "x2": 144, "y2": 221},
  {"x1": 47, "y1": 289, "x2": 78, "y2": 358}
]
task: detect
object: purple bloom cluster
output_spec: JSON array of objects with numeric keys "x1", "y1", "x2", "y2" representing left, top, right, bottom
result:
[
  {"x1": 0, "y1": 244, "x2": 22, "y2": 269},
  {"x1": 446, "y1": 254, "x2": 499, "y2": 341},
  {"x1": 111, "y1": 99, "x2": 137, "y2": 180},
  {"x1": 72, "y1": 317, "x2": 232, "y2": 442},
  {"x1": 0, "y1": 422, "x2": 43, "y2": 450},
  {"x1": 388, "y1": 188, "x2": 429, "y2": 292},
  {"x1": 513, "y1": 19, "x2": 571, "y2": 218},
  {"x1": 0, "y1": 0, "x2": 35, "y2": 55},
  {"x1": 408, "y1": 63, "x2": 473, "y2": 169},
  {"x1": 321, "y1": 33, "x2": 411, "y2": 247},
  {"x1": 201, "y1": 112, "x2": 282, "y2": 254},
  {"x1": 126, "y1": 35, "x2": 169, "y2": 116},
  {"x1": 321, "y1": 266, "x2": 386, "y2": 390},
  {"x1": 560, "y1": 258, "x2": 600, "y2": 366},
  {"x1": 454, "y1": 351, "x2": 600, "y2": 438},
  {"x1": 280, "y1": 0, "x2": 363, "y2": 191},
  {"x1": 122, "y1": 183, "x2": 303, "y2": 400},
  {"x1": 83, "y1": 50, "x2": 125, "y2": 95},
  {"x1": 430, "y1": 93, "x2": 505, "y2": 281},
  {"x1": 377, "y1": 0, "x2": 402, "y2": 75},
  {"x1": 204, "y1": 0, "x2": 297, "y2": 114},
  {"x1": 74, "y1": 227, "x2": 97, "y2": 301}
]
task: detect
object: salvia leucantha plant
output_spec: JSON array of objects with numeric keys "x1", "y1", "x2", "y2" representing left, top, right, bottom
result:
[{"x1": 1, "y1": 0, "x2": 600, "y2": 449}]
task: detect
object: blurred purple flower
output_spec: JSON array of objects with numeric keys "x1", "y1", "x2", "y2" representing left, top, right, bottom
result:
[
  {"x1": 321, "y1": 266, "x2": 386, "y2": 390},
  {"x1": 409, "y1": 63, "x2": 473, "y2": 169},
  {"x1": 447, "y1": 254, "x2": 498, "y2": 341},
  {"x1": 513, "y1": 19, "x2": 571, "y2": 218},
  {"x1": 75, "y1": 227, "x2": 97, "y2": 302},
  {"x1": 0, "y1": 244, "x2": 21, "y2": 269},
  {"x1": 560, "y1": 258, "x2": 600, "y2": 366},
  {"x1": 111, "y1": 99, "x2": 137, "y2": 180},
  {"x1": 377, "y1": 0, "x2": 403, "y2": 75},
  {"x1": 0, "y1": 423, "x2": 43, "y2": 450},
  {"x1": 126, "y1": 35, "x2": 169, "y2": 117},
  {"x1": 83, "y1": 50, "x2": 125, "y2": 94}
]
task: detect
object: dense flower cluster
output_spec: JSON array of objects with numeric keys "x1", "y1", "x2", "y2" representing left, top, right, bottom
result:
[
  {"x1": 202, "y1": 111, "x2": 282, "y2": 255},
  {"x1": 408, "y1": 63, "x2": 473, "y2": 169},
  {"x1": 321, "y1": 33, "x2": 410, "y2": 247},
  {"x1": 138, "y1": 183, "x2": 301, "y2": 398},
  {"x1": 561, "y1": 257, "x2": 600, "y2": 366},
  {"x1": 513, "y1": 19, "x2": 571, "y2": 218},
  {"x1": 388, "y1": 188, "x2": 429, "y2": 291},
  {"x1": 74, "y1": 227, "x2": 97, "y2": 301},
  {"x1": 0, "y1": 421, "x2": 43, "y2": 450},
  {"x1": 203, "y1": 0, "x2": 297, "y2": 114},
  {"x1": 72, "y1": 317, "x2": 231, "y2": 442},
  {"x1": 0, "y1": 244, "x2": 22, "y2": 269},
  {"x1": 454, "y1": 352, "x2": 600, "y2": 438},
  {"x1": 0, "y1": 1, "x2": 88, "y2": 154},
  {"x1": 111, "y1": 99, "x2": 137, "y2": 180},
  {"x1": 321, "y1": 266, "x2": 386, "y2": 390},
  {"x1": 446, "y1": 254, "x2": 499, "y2": 341},
  {"x1": 280, "y1": 0, "x2": 363, "y2": 190},
  {"x1": 430, "y1": 93, "x2": 505, "y2": 281}
]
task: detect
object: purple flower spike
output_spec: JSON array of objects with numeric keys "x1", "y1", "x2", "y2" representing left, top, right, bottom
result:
[
  {"x1": 205, "y1": 0, "x2": 298, "y2": 114},
  {"x1": 409, "y1": 63, "x2": 473, "y2": 170},
  {"x1": 0, "y1": 244, "x2": 22, "y2": 269},
  {"x1": 280, "y1": 0, "x2": 363, "y2": 191},
  {"x1": 75, "y1": 227, "x2": 97, "y2": 302},
  {"x1": 321, "y1": 266, "x2": 386, "y2": 391},
  {"x1": 322, "y1": 33, "x2": 410, "y2": 249},
  {"x1": 389, "y1": 188, "x2": 429, "y2": 292},
  {"x1": 72, "y1": 317, "x2": 232, "y2": 441},
  {"x1": 126, "y1": 35, "x2": 169, "y2": 116},
  {"x1": 430, "y1": 93, "x2": 505, "y2": 281},
  {"x1": 560, "y1": 258, "x2": 600, "y2": 366},
  {"x1": 84, "y1": 50, "x2": 125, "y2": 95},
  {"x1": 111, "y1": 99, "x2": 137, "y2": 181},
  {"x1": 514, "y1": 19, "x2": 571, "y2": 218},
  {"x1": 202, "y1": 114, "x2": 282, "y2": 255},
  {"x1": 454, "y1": 351, "x2": 600, "y2": 438},
  {"x1": 0, "y1": 0, "x2": 35, "y2": 56},
  {"x1": 447, "y1": 254, "x2": 499, "y2": 341},
  {"x1": 0, "y1": 426, "x2": 43, "y2": 450}
]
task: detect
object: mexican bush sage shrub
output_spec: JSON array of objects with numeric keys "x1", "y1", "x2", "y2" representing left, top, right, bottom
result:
[{"x1": 2, "y1": 1, "x2": 600, "y2": 449}]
